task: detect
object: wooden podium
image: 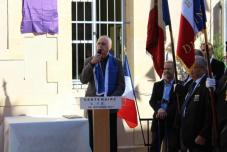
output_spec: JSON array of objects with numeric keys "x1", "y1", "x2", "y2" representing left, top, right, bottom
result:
[{"x1": 80, "y1": 97, "x2": 121, "y2": 152}]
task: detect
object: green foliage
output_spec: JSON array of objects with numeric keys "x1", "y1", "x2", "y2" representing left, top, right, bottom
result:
[{"x1": 213, "y1": 35, "x2": 224, "y2": 62}]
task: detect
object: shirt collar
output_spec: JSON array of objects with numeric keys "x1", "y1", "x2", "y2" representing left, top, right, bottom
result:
[
  {"x1": 195, "y1": 74, "x2": 206, "y2": 84},
  {"x1": 164, "y1": 79, "x2": 174, "y2": 85}
]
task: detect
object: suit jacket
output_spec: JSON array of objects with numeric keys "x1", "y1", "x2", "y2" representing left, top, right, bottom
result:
[
  {"x1": 80, "y1": 56, "x2": 125, "y2": 97},
  {"x1": 149, "y1": 80, "x2": 178, "y2": 130},
  {"x1": 216, "y1": 73, "x2": 227, "y2": 131},
  {"x1": 181, "y1": 75, "x2": 212, "y2": 148},
  {"x1": 211, "y1": 58, "x2": 225, "y2": 81}
]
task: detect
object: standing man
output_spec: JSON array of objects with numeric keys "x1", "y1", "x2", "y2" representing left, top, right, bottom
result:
[
  {"x1": 206, "y1": 70, "x2": 227, "y2": 152},
  {"x1": 200, "y1": 42, "x2": 225, "y2": 81},
  {"x1": 181, "y1": 56, "x2": 212, "y2": 152},
  {"x1": 215, "y1": 71, "x2": 227, "y2": 152},
  {"x1": 80, "y1": 35, "x2": 125, "y2": 152},
  {"x1": 149, "y1": 61, "x2": 179, "y2": 152}
]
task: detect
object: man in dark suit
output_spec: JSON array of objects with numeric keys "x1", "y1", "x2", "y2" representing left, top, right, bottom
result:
[
  {"x1": 216, "y1": 71, "x2": 227, "y2": 152},
  {"x1": 80, "y1": 35, "x2": 125, "y2": 152},
  {"x1": 206, "y1": 70, "x2": 227, "y2": 152},
  {"x1": 149, "y1": 61, "x2": 179, "y2": 152},
  {"x1": 180, "y1": 56, "x2": 212, "y2": 152},
  {"x1": 200, "y1": 43, "x2": 225, "y2": 81}
]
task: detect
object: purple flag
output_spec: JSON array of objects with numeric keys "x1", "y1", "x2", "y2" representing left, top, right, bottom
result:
[{"x1": 21, "y1": 0, "x2": 58, "y2": 34}]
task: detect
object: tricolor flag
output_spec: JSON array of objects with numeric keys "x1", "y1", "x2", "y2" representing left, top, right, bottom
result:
[
  {"x1": 117, "y1": 56, "x2": 138, "y2": 128},
  {"x1": 146, "y1": 0, "x2": 170, "y2": 78},
  {"x1": 176, "y1": 0, "x2": 206, "y2": 71}
]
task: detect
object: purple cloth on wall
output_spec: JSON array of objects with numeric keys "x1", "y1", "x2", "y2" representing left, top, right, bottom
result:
[{"x1": 21, "y1": 0, "x2": 58, "y2": 34}]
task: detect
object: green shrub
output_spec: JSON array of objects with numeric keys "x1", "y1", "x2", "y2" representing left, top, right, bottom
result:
[{"x1": 213, "y1": 35, "x2": 224, "y2": 62}]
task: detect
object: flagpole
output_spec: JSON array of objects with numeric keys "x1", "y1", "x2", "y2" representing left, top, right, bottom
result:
[
  {"x1": 124, "y1": 55, "x2": 146, "y2": 146},
  {"x1": 166, "y1": 0, "x2": 181, "y2": 114},
  {"x1": 131, "y1": 76, "x2": 147, "y2": 146},
  {"x1": 168, "y1": 21, "x2": 181, "y2": 113},
  {"x1": 203, "y1": 28, "x2": 219, "y2": 147},
  {"x1": 168, "y1": 19, "x2": 178, "y2": 82}
]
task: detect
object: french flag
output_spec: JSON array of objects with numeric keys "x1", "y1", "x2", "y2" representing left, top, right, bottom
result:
[
  {"x1": 177, "y1": 0, "x2": 206, "y2": 70},
  {"x1": 117, "y1": 56, "x2": 138, "y2": 128},
  {"x1": 146, "y1": 0, "x2": 170, "y2": 78}
]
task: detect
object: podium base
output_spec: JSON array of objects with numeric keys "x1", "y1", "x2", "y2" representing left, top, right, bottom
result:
[{"x1": 93, "y1": 110, "x2": 110, "y2": 152}]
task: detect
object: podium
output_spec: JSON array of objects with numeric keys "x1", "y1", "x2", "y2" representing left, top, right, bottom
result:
[{"x1": 80, "y1": 97, "x2": 122, "y2": 152}]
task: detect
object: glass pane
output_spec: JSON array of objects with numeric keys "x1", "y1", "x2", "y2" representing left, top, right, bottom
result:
[
  {"x1": 96, "y1": 0, "x2": 100, "y2": 21},
  {"x1": 116, "y1": 25, "x2": 122, "y2": 59},
  {"x1": 116, "y1": 0, "x2": 122, "y2": 21},
  {"x1": 101, "y1": 24, "x2": 107, "y2": 35},
  {"x1": 72, "y1": 2, "x2": 76, "y2": 21},
  {"x1": 78, "y1": 44, "x2": 85, "y2": 78},
  {"x1": 85, "y1": 44, "x2": 92, "y2": 58},
  {"x1": 77, "y1": 2, "x2": 84, "y2": 21},
  {"x1": 85, "y1": 2, "x2": 92, "y2": 21},
  {"x1": 78, "y1": 24, "x2": 84, "y2": 40},
  {"x1": 85, "y1": 24, "x2": 92, "y2": 40},
  {"x1": 108, "y1": 0, "x2": 114, "y2": 21},
  {"x1": 72, "y1": 24, "x2": 77, "y2": 40},
  {"x1": 108, "y1": 24, "x2": 115, "y2": 55},
  {"x1": 96, "y1": 24, "x2": 100, "y2": 39},
  {"x1": 100, "y1": 0, "x2": 107, "y2": 21},
  {"x1": 72, "y1": 44, "x2": 77, "y2": 79}
]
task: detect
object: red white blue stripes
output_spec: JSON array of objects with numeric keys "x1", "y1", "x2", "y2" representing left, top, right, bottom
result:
[{"x1": 177, "y1": 0, "x2": 206, "y2": 70}]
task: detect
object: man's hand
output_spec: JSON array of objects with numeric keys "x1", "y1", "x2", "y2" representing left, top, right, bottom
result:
[
  {"x1": 156, "y1": 108, "x2": 167, "y2": 119},
  {"x1": 90, "y1": 54, "x2": 101, "y2": 64},
  {"x1": 206, "y1": 77, "x2": 216, "y2": 90},
  {"x1": 195, "y1": 135, "x2": 206, "y2": 145}
]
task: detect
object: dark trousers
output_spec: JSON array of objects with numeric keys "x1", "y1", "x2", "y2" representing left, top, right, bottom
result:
[
  {"x1": 183, "y1": 139, "x2": 212, "y2": 152},
  {"x1": 150, "y1": 119, "x2": 179, "y2": 152},
  {"x1": 88, "y1": 110, "x2": 117, "y2": 152},
  {"x1": 220, "y1": 125, "x2": 227, "y2": 152},
  {"x1": 188, "y1": 146, "x2": 212, "y2": 152}
]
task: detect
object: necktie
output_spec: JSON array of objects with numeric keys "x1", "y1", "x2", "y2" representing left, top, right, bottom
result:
[{"x1": 182, "y1": 82, "x2": 197, "y2": 117}]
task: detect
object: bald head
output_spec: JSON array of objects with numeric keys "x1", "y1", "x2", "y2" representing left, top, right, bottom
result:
[{"x1": 96, "y1": 35, "x2": 112, "y2": 59}]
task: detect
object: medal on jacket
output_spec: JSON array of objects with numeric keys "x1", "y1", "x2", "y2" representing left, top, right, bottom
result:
[{"x1": 194, "y1": 94, "x2": 199, "y2": 102}]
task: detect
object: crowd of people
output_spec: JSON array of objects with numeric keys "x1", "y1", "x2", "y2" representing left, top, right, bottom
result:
[
  {"x1": 149, "y1": 42, "x2": 226, "y2": 152},
  {"x1": 80, "y1": 35, "x2": 226, "y2": 152}
]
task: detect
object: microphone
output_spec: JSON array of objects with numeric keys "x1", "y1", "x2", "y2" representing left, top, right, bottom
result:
[
  {"x1": 96, "y1": 49, "x2": 103, "y2": 74},
  {"x1": 96, "y1": 49, "x2": 102, "y2": 62},
  {"x1": 97, "y1": 49, "x2": 101, "y2": 55}
]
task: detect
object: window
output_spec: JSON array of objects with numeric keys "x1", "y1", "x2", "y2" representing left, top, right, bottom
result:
[
  {"x1": 71, "y1": 0, "x2": 125, "y2": 81},
  {"x1": 213, "y1": 2, "x2": 223, "y2": 41}
]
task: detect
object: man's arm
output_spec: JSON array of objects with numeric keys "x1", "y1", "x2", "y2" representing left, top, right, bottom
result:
[
  {"x1": 111, "y1": 60, "x2": 125, "y2": 96},
  {"x1": 80, "y1": 57, "x2": 94, "y2": 84},
  {"x1": 149, "y1": 82, "x2": 161, "y2": 112},
  {"x1": 197, "y1": 87, "x2": 212, "y2": 144}
]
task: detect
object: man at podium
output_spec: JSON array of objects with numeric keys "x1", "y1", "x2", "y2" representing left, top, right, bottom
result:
[{"x1": 80, "y1": 35, "x2": 125, "y2": 152}]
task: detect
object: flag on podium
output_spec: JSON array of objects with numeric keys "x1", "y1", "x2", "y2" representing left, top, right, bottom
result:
[
  {"x1": 146, "y1": 0, "x2": 170, "y2": 78},
  {"x1": 176, "y1": 0, "x2": 206, "y2": 71},
  {"x1": 118, "y1": 56, "x2": 138, "y2": 128}
]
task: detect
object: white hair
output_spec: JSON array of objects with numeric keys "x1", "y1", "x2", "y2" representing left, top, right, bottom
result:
[{"x1": 98, "y1": 35, "x2": 112, "y2": 50}]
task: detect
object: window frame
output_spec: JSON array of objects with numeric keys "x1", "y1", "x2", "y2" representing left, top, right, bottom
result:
[{"x1": 72, "y1": 0, "x2": 125, "y2": 87}]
